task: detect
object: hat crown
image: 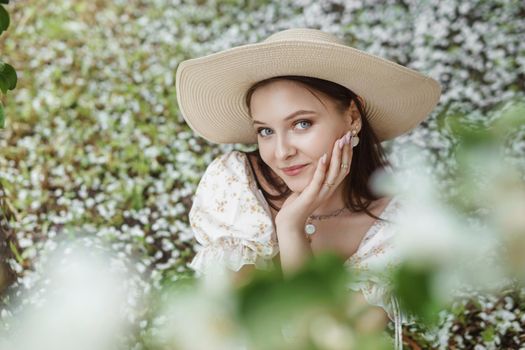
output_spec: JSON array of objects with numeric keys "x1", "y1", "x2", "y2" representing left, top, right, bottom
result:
[{"x1": 263, "y1": 28, "x2": 345, "y2": 45}]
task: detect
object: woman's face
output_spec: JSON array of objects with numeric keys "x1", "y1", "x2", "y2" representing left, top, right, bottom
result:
[{"x1": 249, "y1": 79, "x2": 360, "y2": 192}]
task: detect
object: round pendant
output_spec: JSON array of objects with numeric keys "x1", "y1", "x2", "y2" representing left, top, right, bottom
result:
[{"x1": 305, "y1": 223, "x2": 316, "y2": 235}]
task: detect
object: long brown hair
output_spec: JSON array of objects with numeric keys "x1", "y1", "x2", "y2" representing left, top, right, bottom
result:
[{"x1": 244, "y1": 75, "x2": 390, "y2": 220}]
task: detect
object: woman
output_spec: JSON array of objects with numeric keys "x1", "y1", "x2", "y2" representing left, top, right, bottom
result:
[{"x1": 176, "y1": 28, "x2": 441, "y2": 348}]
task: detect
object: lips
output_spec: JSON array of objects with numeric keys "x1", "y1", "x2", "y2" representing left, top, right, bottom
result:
[
  {"x1": 281, "y1": 164, "x2": 309, "y2": 176},
  {"x1": 282, "y1": 164, "x2": 308, "y2": 171}
]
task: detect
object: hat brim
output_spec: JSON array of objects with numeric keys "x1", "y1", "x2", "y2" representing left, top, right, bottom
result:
[{"x1": 176, "y1": 40, "x2": 441, "y2": 144}]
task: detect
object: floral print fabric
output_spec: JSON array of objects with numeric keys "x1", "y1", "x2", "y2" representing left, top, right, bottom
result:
[{"x1": 188, "y1": 151, "x2": 279, "y2": 274}]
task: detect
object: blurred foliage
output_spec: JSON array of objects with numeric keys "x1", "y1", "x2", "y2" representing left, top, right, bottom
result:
[
  {"x1": 0, "y1": 0, "x2": 17, "y2": 128},
  {"x1": 144, "y1": 252, "x2": 394, "y2": 350},
  {"x1": 442, "y1": 101, "x2": 525, "y2": 214},
  {"x1": 0, "y1": 179, "x2": 16, "y2": 297},
  {"x1": 393, "y1": 264, "x2": 441, "y2": 327},
  {"x1": 236, "y1": 254, "x2": 353, "y2": 349},
  {"x1": 391, "y1": 100, "x2": 525, "y2": 348},
  {"x1": 0, "y1": 0, "x2": 16, "y2": 295},
  {"x1": 0, "y1": 0, "x2": 17, "y2": 301}
]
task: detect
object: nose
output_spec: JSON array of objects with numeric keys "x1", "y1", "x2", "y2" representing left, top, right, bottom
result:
[{"x1": 275, "y1": 134, "x2": 296, "y2": 160}]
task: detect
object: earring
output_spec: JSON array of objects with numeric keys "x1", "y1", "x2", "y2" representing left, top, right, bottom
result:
[{"x1": 351, "y1": 129, "x2": 359, "y2": 148}]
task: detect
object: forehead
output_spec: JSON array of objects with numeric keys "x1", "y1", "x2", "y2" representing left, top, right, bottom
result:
[{"x1": 249, "y1": 80, "x2": 331, "y2": 120}]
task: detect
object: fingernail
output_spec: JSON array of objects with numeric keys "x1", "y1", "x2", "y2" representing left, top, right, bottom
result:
[
  {"x1": 345, "y1": 131, "x2": 351, "y2": 144},
  {"x1": 338, "y1": 138, "x2": 344, "y2": 149},
  {"x1": 321, "y1": 153, "x2": 327, "y2": 164}
]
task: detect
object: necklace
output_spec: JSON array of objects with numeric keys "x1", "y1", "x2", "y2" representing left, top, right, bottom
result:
[{"x1": 304, "y1": 206, "x2": 349, "y2": 238}]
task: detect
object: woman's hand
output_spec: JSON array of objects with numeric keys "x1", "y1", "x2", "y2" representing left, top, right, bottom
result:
[{"x1": 274, "y1": 130, "x2": 354, "y2": 231}]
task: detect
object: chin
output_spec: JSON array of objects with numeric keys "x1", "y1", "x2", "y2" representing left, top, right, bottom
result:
[
  {"x1": 278, "y1": 170, "x2": 314, "y2": 193},
  {"x1": 283, "y1": 179, "x2": 309, "y2": 193},
  {"x1": 288, "y1": 185, "x2": 304, "y2": 193}
]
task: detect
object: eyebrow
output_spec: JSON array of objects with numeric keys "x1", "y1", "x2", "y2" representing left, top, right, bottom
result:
[{"x1": 252, "y1": 110, "x2": 317, "y2": 126}]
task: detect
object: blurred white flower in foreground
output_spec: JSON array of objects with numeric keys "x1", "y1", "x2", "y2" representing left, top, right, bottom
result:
[
  {"x1": 0, "y1": 240, "x2": 137, "y2": 350},
  {"x1": 371, "y1": 145, "x2": 507, "y2": 302},
  {"x1": 152, "y1": 264, "x2": 247, "y2": 350}
]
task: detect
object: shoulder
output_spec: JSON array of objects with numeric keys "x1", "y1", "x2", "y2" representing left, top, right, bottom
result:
[
  {"x1": 211, "y1": 150, "x2": 250, "y2": 168},
  {"x1": 202, "y1": 150, "x2": 250, "y2": 179},
  {"x1": 375, "y1": 196, "x2": 403, "y2": 221},
  {"x1": 196, "y1": 150, "x2": 259, "y2": 193},
  {"x1": 364, "y1": 196, "x2": 403, "y2": 223},
  {"x1": 191, "y1": 150, "x2": 272, "y2": 221},
  {"x1": 381, "y1": 196, "x2": 404, "y2": 222}
]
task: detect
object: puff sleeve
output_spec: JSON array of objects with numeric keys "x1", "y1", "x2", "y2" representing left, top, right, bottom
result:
[{"x1": 188, "y1": 151, "x2": 279, "y2": 276}]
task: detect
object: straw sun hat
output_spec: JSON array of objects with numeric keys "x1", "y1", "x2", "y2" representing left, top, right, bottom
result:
[{"x1": 176, "y1": 28, "x2": 441, "y2": 144}]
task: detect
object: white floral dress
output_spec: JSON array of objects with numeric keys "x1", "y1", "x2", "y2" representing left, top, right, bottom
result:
[{"x1": 188, "y1": 150, "x2": 407, "y2": 349}]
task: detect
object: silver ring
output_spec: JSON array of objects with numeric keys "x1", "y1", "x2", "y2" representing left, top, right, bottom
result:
[
  {"x1": 341, "y1": 163, "x2": 349, "y2": 169},
  {"x1": 324, "y1": 182, "x2": 334, "y2": 188}
]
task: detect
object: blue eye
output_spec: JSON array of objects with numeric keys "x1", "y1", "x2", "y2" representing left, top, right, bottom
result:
[
  {"x1": 257, "y1": 128, "x2": 273, "y2": 137},
  {"x1": 296, "y1": 120, "x2": 312, "y2": 129}
]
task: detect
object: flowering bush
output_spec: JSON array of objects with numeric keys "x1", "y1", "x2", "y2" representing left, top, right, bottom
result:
[{"x1": 0, "y1": 0, "x2": 524, "y2": 348}]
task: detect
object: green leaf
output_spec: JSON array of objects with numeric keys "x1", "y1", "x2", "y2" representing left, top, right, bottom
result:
[
  {"x1": 393, "y1": 263, "x2": 442, "y2": 326},
  {"x1": 0, "y1": 77, "x2": 7, "y2": 94},
  {"x1": 130, "y1": 186, "x2": 144, "y2": 210},
  {"x1": 492, "y1": 102, "x2": 525, "y2": 135},
  {"x1": 9, "y1": 241, "x2": 23, "y2": 264},
  {"x1": 0, "y1": 5, "x2": 9, "y2": 34},
  {"x1": 0, "y1": 62, "x2": 16, "y2": 90},
  {"x1": 0, "y1": 103, "x2": 4, "y2": 128},
  {"x1": 0, "y1": 63, "x2": 6, "y2": 93},
  {"x1": 481, "y1": 325, "x2": 495, "y2": 342},
  {"x1": 445, "y1": 114, "x2": 493, "y2": 150},
  {"x1": 0, "y1": 1, "x2": 10, "y2": 5}
]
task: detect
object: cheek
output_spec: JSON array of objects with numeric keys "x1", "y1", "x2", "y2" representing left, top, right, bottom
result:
[
  {"x1": 303, "y1": 135, "x2": 336, "y2": 160},
  {"x1": 258, "y1": 146, "x2": 277, "y2": 172},
  {"x1": 258, "y1": 146, "x2": 271, "y2": 164},
  {"x1": 305, "y1": 124, "x2": 339, "y2": 148}
]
